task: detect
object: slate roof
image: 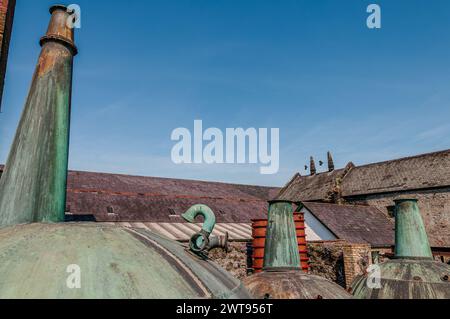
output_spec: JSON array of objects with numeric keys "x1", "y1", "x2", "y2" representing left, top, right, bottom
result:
[
  {"x1": 341, "y1": 149, "x2": 450, "y2": 196},
  {"x1": 1, "y1": 165, "x2": 279, "y2": 223},
  {"x1": 277, "y1": 164, "x2": 353, "y2": 202},
  {"x1": 277, "y1": 149, "x2": 450, "y2": 202},
  {"x1": 302, "y1": 202, "x2": 394, "y2": 247},
  {"x1": 275, "y1": 149, "x2": 450, "y2": 248},
  {"x1": 65, "y1": 170, "x2": 279, "y2": 223}
]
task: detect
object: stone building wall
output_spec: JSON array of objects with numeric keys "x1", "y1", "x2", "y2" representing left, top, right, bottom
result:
[{"x1": 346, "y1": 187, "x2": 450, "y2": 249}]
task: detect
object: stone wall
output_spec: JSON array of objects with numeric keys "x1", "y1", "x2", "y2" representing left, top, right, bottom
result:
[
  {"x1": 214, "y1": 240, "x2": 373, "y2": 290},
  {"x1": 308, "y1": 241, "x2": 371, "y2": 289},
  {"x1": 346, "y1": 187, "x2": 450, "y2": 248},
  {"x1": 308, "y1": 241, "x2": 346, "y2": 287},
  {"x1": 209, "y1": 242, "x2": 248, "y2": 280}
]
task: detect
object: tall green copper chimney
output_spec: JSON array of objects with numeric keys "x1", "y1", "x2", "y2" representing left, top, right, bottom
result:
[
  {"x1": 0, "y1": 5, "x2": 77, "y2": 227},
  {"x1": 263, "y1": 200, "x2": 301, "y2": 269},
  {"x1": 244, "y1": 200, "x2": 352, "y2": 299},
  {"x1": 351, "y1": 199, "x2": 450, "y2": 299},
  {"x1": 394, "y1": 199, "x2": 433, "y2": 259}
]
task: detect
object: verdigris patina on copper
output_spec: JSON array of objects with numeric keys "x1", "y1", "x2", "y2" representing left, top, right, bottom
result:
[
  {"x1": 352, "y1": 199, "x2": 450, "y2": 299},
  {"x1": 0, "y1": 5, "x2": 251, "y2": 299},
  {"x1": 0, "y1": 5, "x2": 76, "y2": 226},
  {"x1": 244, "y1": 201, "x2": 352, "y2": 299}
]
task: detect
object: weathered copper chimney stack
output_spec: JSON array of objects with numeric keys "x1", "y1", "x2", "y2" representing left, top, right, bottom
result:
[
  {"x1": 327, "y1": 151, "x2": 335, "y2": 172},
  {"x1": 244, "y1": 200, "x2": 352, "y2": 299},
  {"x1": 263, "y1": 201, "x2": 301, "y2": 269},
  {"x1": 351, "y1": 199, "x2": 450, "y2": 299},
  {"x1": 0, "y1": 5, "x2": 77, "y2": 226},
  {"x1": 310, "y1": 157, "x2": 316, "y2": 176},
  {"x1": 394, "y1": 199, "x2": 433, "y2": 259}
]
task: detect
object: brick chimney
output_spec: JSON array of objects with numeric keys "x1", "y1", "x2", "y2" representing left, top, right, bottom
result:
[
  {"x1": 327, "y1": 151, "x2": 335, "y2": 172},
  {"x1": 310, "y1": 156, "x2": 317, "y2": 176},
  {"x1": 0, "y1": 0, "x2": 16, "y2": 111}
]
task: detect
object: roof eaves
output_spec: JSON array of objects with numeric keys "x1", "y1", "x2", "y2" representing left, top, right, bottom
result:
[
  {"x1": 275, "y1": 172, "x2": 301, "y2": 199},
  {"x1": 300, "y1": 202, "x2": 341, "y2": 239}
]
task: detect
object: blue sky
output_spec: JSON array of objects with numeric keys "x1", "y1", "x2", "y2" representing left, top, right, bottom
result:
[{"x1": 1, "y1": 0, "x2": 450, "y2": 186}]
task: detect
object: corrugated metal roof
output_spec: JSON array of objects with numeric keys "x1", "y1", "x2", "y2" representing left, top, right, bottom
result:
[
  {"x1": 110, "y1": 222, "x2": 253, "y2": 242},
  {"x1": 110, "y1": 221, "x2": 324, "y2": 242}
]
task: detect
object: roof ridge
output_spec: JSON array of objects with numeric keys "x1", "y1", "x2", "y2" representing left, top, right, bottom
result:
[
  {"x1": 2, "y1": 164, "x2": 279, "y2": 189},
  {"x1": 276, "y1": 173, "x2": 301, "y2": 198},
  {"x1": 304, "y1": 202, "x2": 370, "y2": 207},
  {"x1": 351, "y1": 148, "x2": 450, "y2": 170},
  {"x1": 303, "y1": 201, "x2": 387, "y2": 214},
  {"x1": 294, "y1": 167, "x2": 346, "y2": 179},
  {"x1": 68, "y1": 169, "x2": 280, "y2": 189}
]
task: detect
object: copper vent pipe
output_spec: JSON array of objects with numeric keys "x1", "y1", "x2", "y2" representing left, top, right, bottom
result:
[
  {"x1": 0, "y1": 5, "x2": 77, "y2": 226},
  {"x1": 263, "y1": 200, "x2": 301, "y2": 270},
  {"x1": 394, "y1": 199, "x2": 433, "y2": 259}
]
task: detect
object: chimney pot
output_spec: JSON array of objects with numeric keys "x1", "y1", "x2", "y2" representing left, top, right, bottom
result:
[
  {"x1": 327, "y1": 152, "x2": 335, "y2": 172},
  {"x1": 310, "y1": 157, "x2": 317, "y2": 176}
]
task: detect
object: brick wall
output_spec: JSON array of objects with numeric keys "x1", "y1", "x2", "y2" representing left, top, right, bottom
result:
[
  {"x1": 342, "y1": 242, "x2": 371, "y2": 288},
  {"x1": 346, "y1": 187, "x2": 450, "y2": 248},
  {"x1": 0, "y1": 0, "x2": 16, "y2": 111},
  {"x1": 308, "y1": 241, "x2": 372, "y2": 289}
]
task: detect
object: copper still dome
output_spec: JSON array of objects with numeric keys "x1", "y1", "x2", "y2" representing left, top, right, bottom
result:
[
  {"x1": 0, "y1": 5, "x2": 251, "y2": 299},
  {"x1": 0, "y1": 223, "x2": 250, "y2": 299},
  {"x1": 351, "y1": 199, "x2": 450, "y2": 299},
  {"x1": 244, "y1": 269, "x2": 351, "y2": 299},
  {"x1": 243, "y1": 201, "x2": 352, "y2": 299}
]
